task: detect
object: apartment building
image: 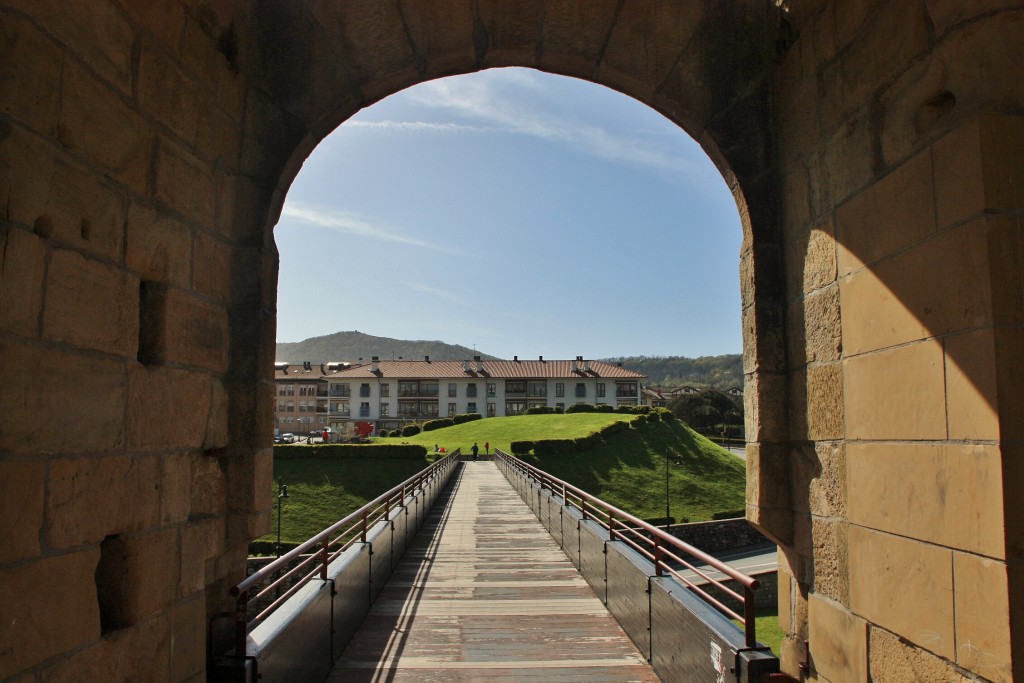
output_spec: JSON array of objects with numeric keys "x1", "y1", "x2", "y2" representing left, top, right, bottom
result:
[{"x1": 274, "y1": 356, "x2": 646, "y2": 436}]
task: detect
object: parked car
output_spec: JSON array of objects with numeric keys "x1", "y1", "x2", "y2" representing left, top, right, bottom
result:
[{"x1": 280, "y1": 433, "x2": 296, "y2": 443}]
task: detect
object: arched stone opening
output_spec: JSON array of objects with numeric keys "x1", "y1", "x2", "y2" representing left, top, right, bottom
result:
[{"x1": 1, "y1": 2, "x2": 1022, "y2": 681}]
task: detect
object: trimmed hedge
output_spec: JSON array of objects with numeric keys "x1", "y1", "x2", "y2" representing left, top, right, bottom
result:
[
  {"x1": 510, "y1": 440, "x2": 534, "y2": 456},
  {"x1": 655, "y1": 407, "x2": 676, "y2": 421},
  {"x1": 600, "y1": 420, "x2": 630, "y2": 437},
  {"x1": 274, "y1": 443, "x2": 428, "y2": 459},
  {"x1": 525, "y1": 406, "x2": 556, "y2": 415},
  {"x1": 452, "y1": 412, "x2": 483, "y2": 425},
  {"x1": 594, "y1": 404, "x2": 614, "y2": 413},
  {"x1": 564, "y1": 403, "x2": 595, "y2": 413},
  {"x1": 573, "y1": 431, "x2": 602, "y2": 451},
  {"x1": 422, "y1": 417, "x2": 455, "y2": 432},
  {"x1": 712, "y1": 509, "x2": 746, "y2": 520},
  {"x1": 401, "y1": 424, "x2": 422, "y2": 437},
  {"x1": 533, "y1": 439, "x2": 576, "y2": 456}
]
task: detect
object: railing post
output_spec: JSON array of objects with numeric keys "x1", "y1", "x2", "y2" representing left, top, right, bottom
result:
[
  {"x1": 581, "y1": 496, "x2": 588, "y2": 521},
  {"x1": 744, "y1": 585, "x2": 757, "y2": 648},
  {"x1": 234, "y1": 592, "x2": 248, "y2": 657},
  {"x1": 653, "y1": 537, "x2": 664, "y2": 577},
  {"x1": 361, "y1": 511, "x2": 368, "y2": 544},
  {"x1": 609, "y1": 511, "x2": 616, "y2": 542},
  {"x1": 320, "y1": 538, "x2": 329, "y2": 581}
]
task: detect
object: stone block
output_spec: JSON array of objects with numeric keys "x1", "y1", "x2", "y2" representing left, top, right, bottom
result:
[
  {"x1": 811, "y1": 519, "x2": 849, "y2": 605},
  {"x1": 46, "y1": 454, "x2": 161, "y2": 549},
  {"x1": 192, "y1": 231, "x2": 233, "y2": 302},
  {"x1": 806, "y1": 363, "x2": 843, "y2": 441},
  {"x1": 743, "y1": 370, "x2": 788, "y2": 443},
  {"x1": 227, "y1": 448, "x2": 274, "y2": 518},
  {"x1": 160, "y1": 453, "x2": 192, "y2": 526},
  {"x1": 58, "y1": 60, "x2": 150, "y2": 193},
  {"x1": 5, "y1": 0, "x2": 134, "y2": 94},
  {"x1": 835, "y1": 149, "x2": 935, "y2": 277},
  {"x1": 43, "y1": 249, "x2": 138, "y2": 356},
  {"x1": 808, "y1": 594, "x2": 866, "y2": 683},
  {"x1": 0, "y1": 227, "x2": 46, "y2": 337},
  {"x1": 814, "y1": 110, "x2": 875, "y2": 211},
  {"x1": 808, "y1": 442, "x2": 846, "y2": 520},
  {"x1": 777, "y1": 566, "x2": 793, "y2": 634},
  {"x1": 180, "y1": 517, "x2": 226, "y2": 597},
  {"x1": 0, "y1": 12, "x2": 63, "y2": 132},
  {"x1": 842, "y1": 340, "x2": 946, "y2": 441},
  {"x1": 125, "y1": 202, "x2": 193, "y2": 288},
  {"x1": 848, "y1": 443, "x2": 1005, "y2": 558},
  {"x1": 804, "y1": 285, "x2": 842, "y2": 363},
  {"x1": 945, "y1": 328, "x2": 1000, "y2": 440},
  {"x1": 96, "y1": 529, "x2": 180, "y2": 628},
  {"x1": 849, "y1": 526, "x2": 954, "y2": 659},
  {"x1": 987, "y1": 216, "x2": 1023, "y2": 326},
  {"x1": 127, "y1": 364, "x2": 212, "y2": 451},
  {"x1": 0, "y1": 458, "x2": 44, "y2": 563},
  {"x1": 39, "y1": 612, "x2": 170, "y2": 683},
  {"x1": 204, "y1": 378, "x2": 230, "y2": 450},
  {"x1": 868, "y1": 625, "x2": 971, "y2": 683},
  {"x1": 120, "y1": 0, "x2": 184, "y2": 50},
  {"x1": 0, "y1": 549, "x2": 101, "y2": 679},
  {"x1": 1003, "y1": 443, "x2": 1024, "y2": 561},
  {"x1": 0, "y1": 340, "x2": 125, "y2": 454},
  {"x1": 147, "y1": 287, "x2": 229, "y2": 372},
  {"x1": 171, "y1": 595, "x2": 206, "y2": 682},
  {"x1": 190, "y1": 452, "x2": 228, "y2": 518},
  {"x1": 954, "y1": 552, "x2": 1011, "y2": 682},
  {"x1": 994, "y1": 326, "x2": 1024, "y2": 443},
  {"x1": 840, "y1": 222, "x2": 993, "y2": 354},
  {"x1": 155, "y1": 138, "x2": 217, "y2": 228}
]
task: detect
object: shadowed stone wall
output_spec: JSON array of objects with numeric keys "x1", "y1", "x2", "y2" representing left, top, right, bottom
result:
[{"x1": 0, "y1": 1, "x2": 1020, "y2": 681}]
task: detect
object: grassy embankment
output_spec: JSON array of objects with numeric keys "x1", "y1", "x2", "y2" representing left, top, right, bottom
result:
[{"x1": 261, "y1": 413, "x2": 745, "y2": 547}]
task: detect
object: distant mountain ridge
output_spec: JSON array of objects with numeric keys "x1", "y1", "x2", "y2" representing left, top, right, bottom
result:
[
  {"x1": 276, "y1": 331, "x2": 742, "y2": 388},
  {"x1": 276, "y1": 331, "x2": 499, "y2": 364}
]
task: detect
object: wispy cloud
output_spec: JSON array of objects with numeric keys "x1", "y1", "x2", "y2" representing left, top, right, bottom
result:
[
  {"x1": 392, "y1": 71, "x2": 702, "y2": 174},
  {"x1": 280, "y1": 203, "x2": 468, "y2": 255},
  {"x1": 399, "y1": 280, "x2": 470, "y2": 307}
]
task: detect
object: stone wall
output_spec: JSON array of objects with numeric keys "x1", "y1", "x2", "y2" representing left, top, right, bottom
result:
[
  {"x1": 666, "y1": 518, "x2": 772, "y2": 554},
  {"x1": 0, "y1": 1, "x2": 1021, "y2": 681}
]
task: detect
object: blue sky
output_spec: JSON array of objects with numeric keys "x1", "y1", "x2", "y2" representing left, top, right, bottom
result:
[{"x1": 275, "y1": 68, "x2": 743, "y2": 360}]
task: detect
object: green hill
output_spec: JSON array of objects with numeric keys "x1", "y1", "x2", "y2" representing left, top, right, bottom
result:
[
  {"x1": 601, "y1": 354, "x2": 743, "y2": 389},
  {"x1": 260, "y1": 414, "x2": 745, "y2": 551},
  {"x1": 276, "y1": 330, "x2": 499, "y2": 364}
]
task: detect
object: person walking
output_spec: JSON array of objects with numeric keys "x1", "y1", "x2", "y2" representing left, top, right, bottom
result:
[
  {"x1": 484, "y1": 441, "x2": 490, "y2": 456},
  {"x1": 471, "y1": 443, "x2": 479, "y2": 461}
]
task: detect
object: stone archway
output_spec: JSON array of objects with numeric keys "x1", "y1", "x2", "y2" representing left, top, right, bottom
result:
[{"x1": 1, "y1": 2, "x2": 1021, "y2": 681}]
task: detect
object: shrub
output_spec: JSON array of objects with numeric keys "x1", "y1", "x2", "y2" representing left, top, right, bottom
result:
[
  {"x1": 594, "y1": 404, "x2": 614, "y2": 413},
  {"x1": 655, "y1": 407, "x2": 676, "y2": 421},
  {"x1": 565, "y1": 403, "x2": 595, "y2": 413},
  {"x1": 510, "y1": 440, "x2": 534, "y2": 456},
  {"x1": 647, "y1": 409, "x2": 662, "y2": 421},
  {"x1": 525, "y1": 405, "x2": 555, "y2": 415},
  {"x1": 274, "y1": 444, "x2": 427, "y2": 459},
  {"x1": 422, "y1": 418, "x2": 455, "y2": 432},
  {"x1": 573, "y1": 431, "x2": 603, "y2": 452},
  {"x1": 616, "y1": 404, "x2": 634, "y2": 414},
  {"x1": 401, "y1": 424, "x2": 422, "y2": 437},
  {"x1": 533, "y1": 439, "x2": 576, "y2": 456},
  {"x1": 452, "y1": 412, "x2": 483, "y2": 425},
  {"x1": 600, "y1": 420, "x2": 630, "y2": 437},
  {"x1": 712, "y1": 510, "x2": 746, "y2": 520},
  {"x1": 554, "y1": 406, "x2": 564, "y2": 414}
]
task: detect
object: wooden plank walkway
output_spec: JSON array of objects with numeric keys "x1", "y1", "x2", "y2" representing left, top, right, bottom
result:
[{"x1": 327, "y1": 461, "x2": 661, "y2": 682}]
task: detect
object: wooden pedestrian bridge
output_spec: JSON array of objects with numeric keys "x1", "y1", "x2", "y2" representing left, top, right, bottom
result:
[{"x1": 210, "y1": 453, "x2": 782, "y2": 682}]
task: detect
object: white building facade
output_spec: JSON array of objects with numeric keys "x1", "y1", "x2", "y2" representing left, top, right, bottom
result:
[{"x1": 275, "y1": 356, "x2": 645, "y2": 436}]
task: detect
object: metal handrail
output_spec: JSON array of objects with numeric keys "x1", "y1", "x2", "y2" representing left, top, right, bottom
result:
[
  {"x1": 227, "y1": 452, "x2": 458, "y2": 656},
  {"x1": 494, "y1": 450, "x2": 762, "y2": 648}
]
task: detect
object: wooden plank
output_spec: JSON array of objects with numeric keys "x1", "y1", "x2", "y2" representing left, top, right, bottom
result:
[{"x1": 329, "y1": 461, "x2": 661, "y2": 682}]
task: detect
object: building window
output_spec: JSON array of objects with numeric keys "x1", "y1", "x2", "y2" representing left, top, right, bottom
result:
[
  {"x1": 505, "y1": 380, "x2": 526, "y2": 395},
  {"x1": 280, "y1": 384, "x2": 294, "y2": 396},
  {"x1": 467, "y1": 402, "x2": 477, "y2": 414},
  {"x1": 596, "y1": 383, "x2": 605, "y2": 397},
  {"x1": 399, "y1": 401, "x2": 417, "y2": 418},
  {"x1": 360, "y1": 383, "x2": 370, "y2": 397},
  {"x1": 286, "y1": 402, "x2": 295, "y2": 412},
  {"x1": 487, "y1": 383, "x2": 496, "y2": 397},
  {"x1": 359, "y1": 402, "x2": 370, "y2": 417},
  {"x1": 575, "y1": 383, "x2": 586, "y2": 398},
  {"x1": 277, "y1": 402, "x2": 286, "y2": 413},
  {"x1": 527, "y1": 381, "x2": 546, "y2": 397},
  {"x1": 555, "y1": 383, "x2": 564, "y2": 397},
  {"x1": 487, "y1": 402, "x2": 496, "y2": 417},
  {"x1": 421, "y1": 382, "x2": 439, "y2": 397},
  {"x1": 330, "y1": 383, "x2": 350, "y2": 398},
  {"x1": 399, "y1": 382, "x2": 418, "y2": 397},
  {"x1": 380, "y1": 383, "x2": 390, "y2": 397},
  {"x1": 616, "y1": 382, "x2": 638, "y2": 398},
  {"x1": 298, "y1": 402, "x2": 306, "y2": 412},
  {"x1": 380, "y1": 403, "x2": 390, "y2": 417},
  {"x1": 505, "y1": 400, "x2": 526, "y2": 416},
  {"x1": 448, "y1": 402, "x2": 457, "y2": 416},
  {"x1": 419, "y1": 402, "x2": 439, "y2": 418},
  {"x1": 448, "y1": 383, "x2": 457, "y2": 397},
  {"x1": 467, "y1": 383, "x2": 477, "y2": 397}
]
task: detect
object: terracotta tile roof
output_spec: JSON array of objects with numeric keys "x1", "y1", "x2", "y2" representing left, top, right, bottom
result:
[{"x1": 312, "y1": 359, "x2": 645, "y2": 380}]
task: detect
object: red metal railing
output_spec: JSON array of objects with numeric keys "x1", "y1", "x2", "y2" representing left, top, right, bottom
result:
[
  {"x1": 495, "y1": 451, "x2": 762, "y2": 648},
  {"x1": 227, "y1": 452, "x2": 458, "y2": 656}
]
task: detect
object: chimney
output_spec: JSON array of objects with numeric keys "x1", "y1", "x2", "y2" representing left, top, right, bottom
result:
[
  {"x1": 513, "y1": 355, "x2": 518, "y2": 362},
  {"x1": 572, "y1": 358, "x2": 579, "y2": 372},
  {"x1": 320, "y1": 363, "x2": 326, "y2": 373},
  {"x1": 464, "y1": 360, "x2": 471, "y2": 372},
  {"x1": 424, "y1": 355, "x2": 430, "y2": 362},
  {"x1": 538, "y1": 355, "x2": 543, "y2": 362},
  {"x1": 371, "y1": 356, "x2": 379, "y2": 373},
  {"x1": 474, "y1": 355, "x2": 484, "y2": 372},
  {"x1": 583, "y1": 359, "x2": 591, "y2": 373}
]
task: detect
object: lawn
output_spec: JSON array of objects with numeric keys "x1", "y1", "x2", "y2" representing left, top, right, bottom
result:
[
  {"x1": 735, "y1": 608, "x2": 784, "y2": 657},
  {"x1": 373, "y1": 413, "x2": 637, "y2": 455}
]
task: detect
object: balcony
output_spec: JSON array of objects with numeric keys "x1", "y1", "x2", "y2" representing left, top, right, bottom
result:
[{"x1": 329, "y1": 390, "x2": 351, "y2": 398}]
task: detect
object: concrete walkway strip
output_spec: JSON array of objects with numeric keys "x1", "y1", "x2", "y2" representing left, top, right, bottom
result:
[{"x1": 328, "y1": 461, "x2": 662, "y2": 682}]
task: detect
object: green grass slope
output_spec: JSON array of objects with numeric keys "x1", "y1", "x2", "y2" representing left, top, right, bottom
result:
[{"x1": 518, "y1": 419, "x2": 745, "y2": 523}]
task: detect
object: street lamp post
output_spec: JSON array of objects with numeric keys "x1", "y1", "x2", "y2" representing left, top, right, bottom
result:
[{"x1": 276, "y1": 482, "x2": 289, "y2": 558}]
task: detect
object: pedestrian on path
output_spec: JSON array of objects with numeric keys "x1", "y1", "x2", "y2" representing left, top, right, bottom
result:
[
  {"x1": 471, "y1": 443, "x2": 479, "y2": 460},
  {"x1": 484, "y1": 441, "x2": 489, "y2": 455}
]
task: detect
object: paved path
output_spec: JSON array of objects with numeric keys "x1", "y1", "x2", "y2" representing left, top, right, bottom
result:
[{"x1": 327, "y1": 461, "x2": 660, "y2": 682}]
